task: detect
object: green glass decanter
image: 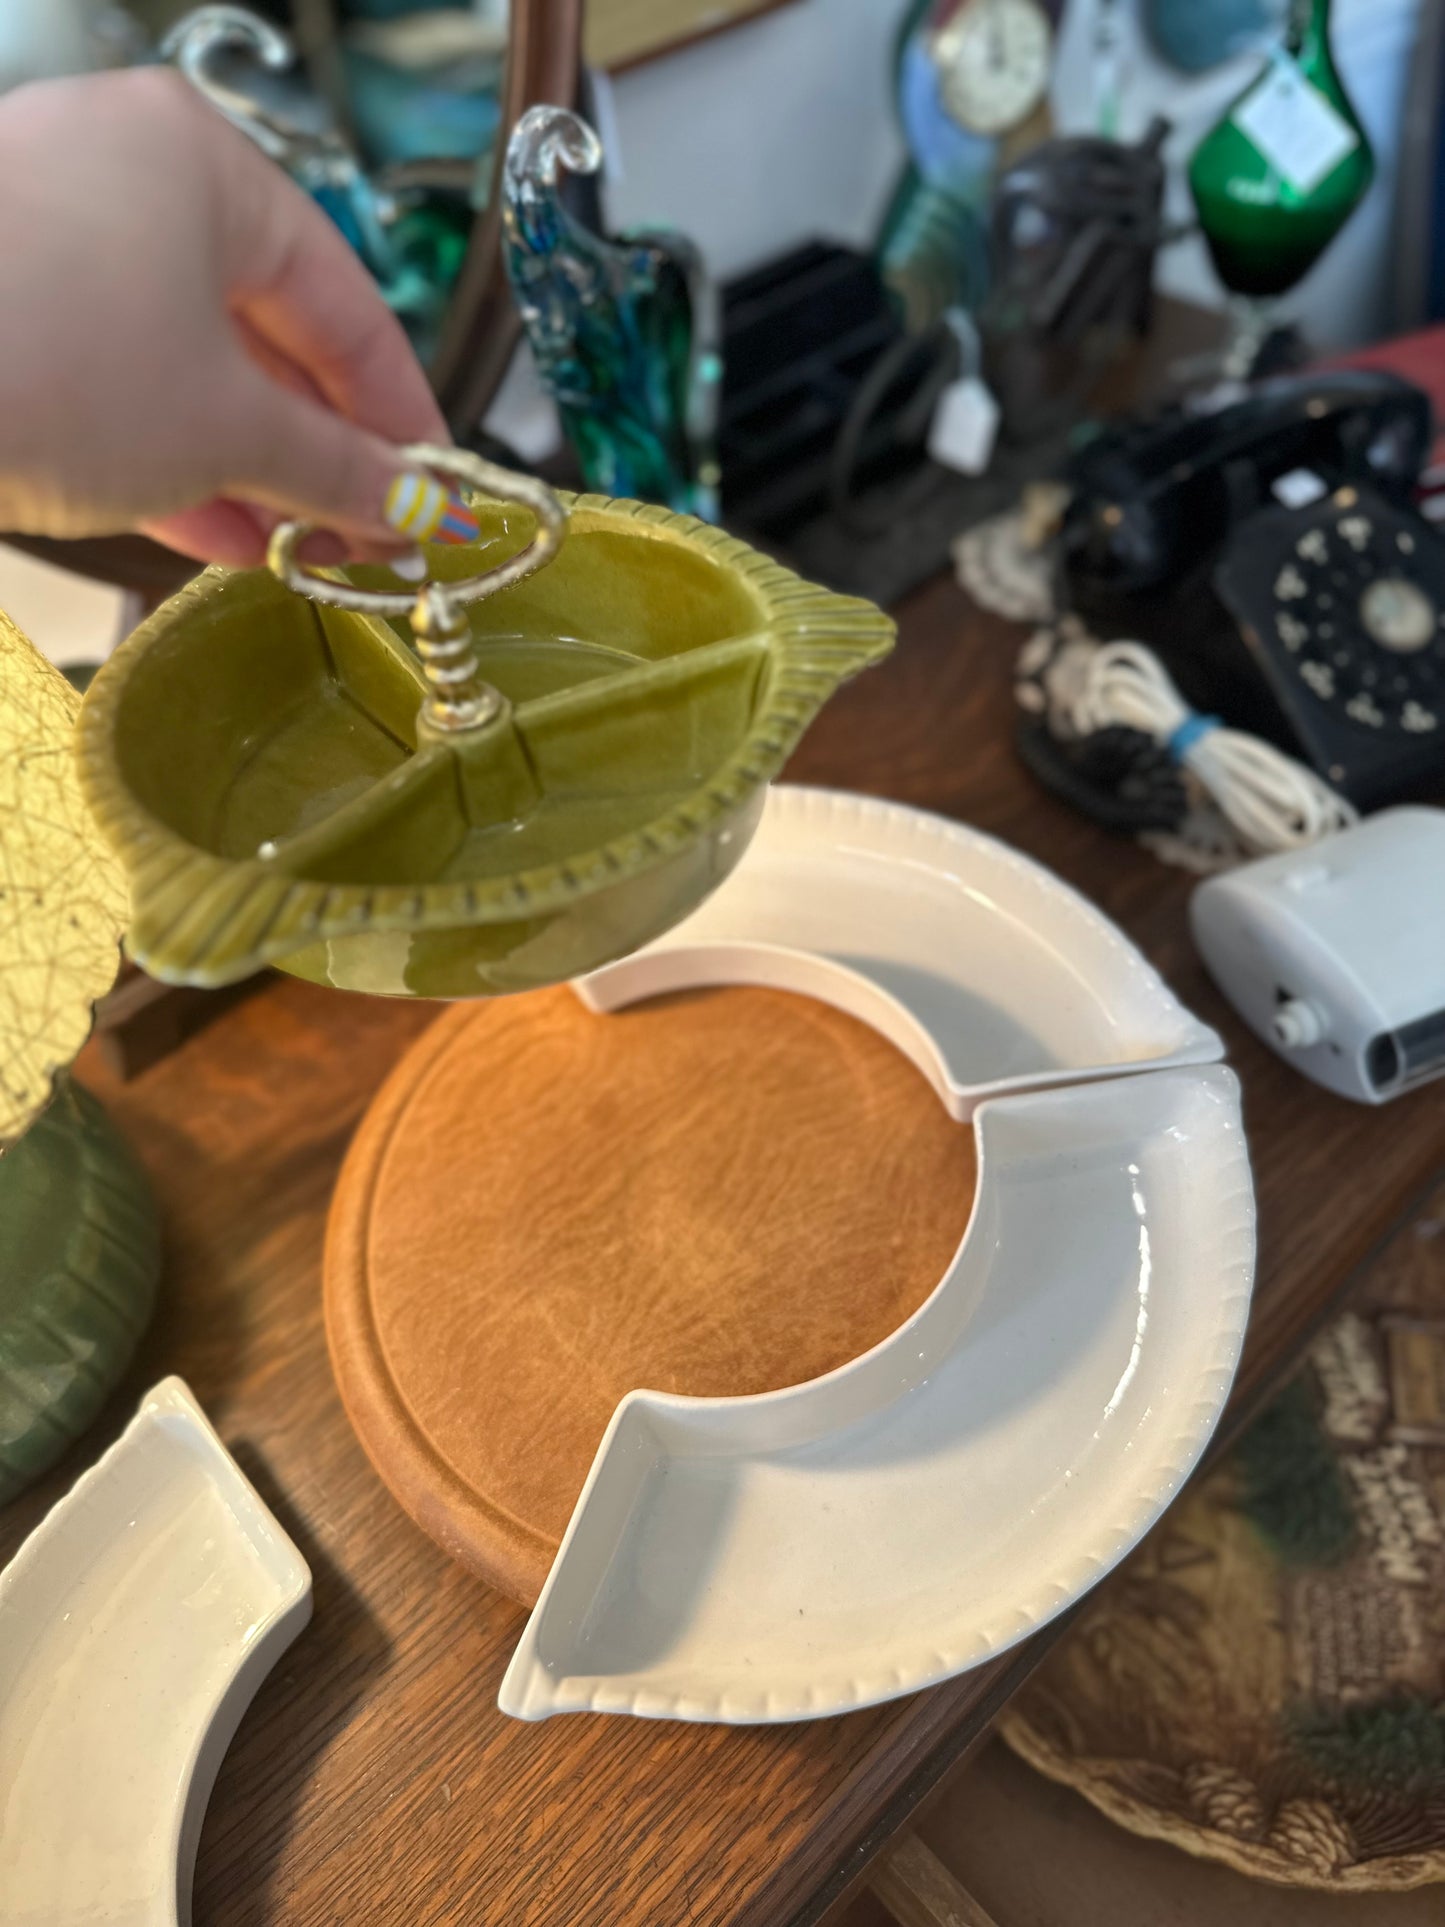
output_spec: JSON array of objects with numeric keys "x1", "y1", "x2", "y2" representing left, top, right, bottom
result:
[{"x1": 1189, "y1": 0, "x2": 1373, "y2": 304}]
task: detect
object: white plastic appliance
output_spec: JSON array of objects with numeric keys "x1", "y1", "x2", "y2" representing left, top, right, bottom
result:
[{"x1": 1191, "y1": 806, "x2": 1445, "y2": 1102}]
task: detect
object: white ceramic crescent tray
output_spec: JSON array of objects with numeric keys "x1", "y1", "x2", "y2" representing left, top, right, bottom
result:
[
  {"x1": 500, "y1": 1066, "x2": 1253, "y2": 1722},
  {"x1": 499, "y1": 789, "x2": 1256, "y2": 1724},
  {"x1": 0, "y1": 1377, "x2": 311, "y2": 1927},
  {"x1": 579, "y1": 785, "x2": 1223, "y2": 1114}
]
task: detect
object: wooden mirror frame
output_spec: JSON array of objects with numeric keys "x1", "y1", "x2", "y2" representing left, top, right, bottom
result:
[
  {"x1": 3, "y1": 0, "x2": 583, "y2": 598},
  {"x1": 431, "y1": 0, "x2": 582, "y2": 432}
]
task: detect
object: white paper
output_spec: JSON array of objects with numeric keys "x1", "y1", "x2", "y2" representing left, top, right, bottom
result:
[
  {"x1": 1232, "y1": 58, "x2": 1359, "y2": 196},
  {"x1": 928, "y1": 376, "x2": 1000, "y2": 477}
]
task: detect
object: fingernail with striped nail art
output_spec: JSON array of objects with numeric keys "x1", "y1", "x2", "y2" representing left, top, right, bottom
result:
[
  {"x1": 384, "y1": 472, "x2": 481, "y2": 546},
  {"x1": 390, "y1": 548, "x2": 428, "y2": 581}
]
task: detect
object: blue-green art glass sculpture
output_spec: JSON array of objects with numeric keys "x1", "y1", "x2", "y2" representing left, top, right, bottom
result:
[
  {"x1": 501, "y1": 106, "x2": 719, "y2": 520},
  {"x1": 163, "y1": 5, "x2": 471, "y2": 359}
]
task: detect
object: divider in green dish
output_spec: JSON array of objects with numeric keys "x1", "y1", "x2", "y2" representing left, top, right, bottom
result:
[{"x1": 77, "y1": 479, "x2": 893, "y2": 998}]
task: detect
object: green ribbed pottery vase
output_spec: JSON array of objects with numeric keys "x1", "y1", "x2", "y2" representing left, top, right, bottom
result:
[{"x1": 0, "y1": 1078, "x2": 161, "y2": 1504}]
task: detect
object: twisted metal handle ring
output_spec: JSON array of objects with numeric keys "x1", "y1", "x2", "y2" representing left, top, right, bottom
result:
[{"x1": 267, "y1": 446, "x2": 568, "y2": 734}]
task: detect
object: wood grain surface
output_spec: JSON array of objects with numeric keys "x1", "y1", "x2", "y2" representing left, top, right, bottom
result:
[
  {"x1": 325, "y1": 986, "x2": 976, "y2": 1602},
  {"x1": 5, "y1": 570, "x2": 1444, "y2": 1927}
]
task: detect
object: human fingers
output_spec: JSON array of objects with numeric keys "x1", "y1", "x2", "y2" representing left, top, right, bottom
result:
[{"x1": 221, "y1": 143, "x2": 448, "y2": 445}]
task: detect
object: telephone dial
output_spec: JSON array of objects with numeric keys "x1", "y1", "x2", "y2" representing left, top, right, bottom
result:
[{"x1": 1057, "y1": 370, "x2": 1445, "y2": 808}]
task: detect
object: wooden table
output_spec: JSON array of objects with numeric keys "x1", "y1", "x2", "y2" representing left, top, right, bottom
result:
[{"x1": 8, "y1": 571, "x2": 1445, "y2": 1927}]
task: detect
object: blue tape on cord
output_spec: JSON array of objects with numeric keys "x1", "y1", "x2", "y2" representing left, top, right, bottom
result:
[{"x1": 1167, "y1": 713, "x2": 1222, "y2": 763}]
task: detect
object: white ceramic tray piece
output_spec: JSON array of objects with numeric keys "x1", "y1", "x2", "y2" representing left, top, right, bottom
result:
[
  {"x1": 0, "y1": 1377, "x2": 311, "y2": 1927},
  {"x1": 579, "y1": 785, "x2": 1223, "y2": 1114},
  {"x1": 500, "y1": 1064, "x2": 1255, "y2": 1723}
]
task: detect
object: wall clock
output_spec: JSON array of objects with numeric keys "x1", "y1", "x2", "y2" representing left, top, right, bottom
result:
[{"x1": 930, "y1": 0, "x2": 1054, "y2": 138}]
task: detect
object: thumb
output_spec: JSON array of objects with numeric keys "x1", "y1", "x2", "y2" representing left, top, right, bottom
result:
[{"x1": 217, "y1": 358, "x2": 439, "y2": 545}]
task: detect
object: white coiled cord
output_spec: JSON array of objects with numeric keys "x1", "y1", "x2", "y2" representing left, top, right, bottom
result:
[{"x1": 1040, "y1": 637, "x2": 1358, "y2": 854}]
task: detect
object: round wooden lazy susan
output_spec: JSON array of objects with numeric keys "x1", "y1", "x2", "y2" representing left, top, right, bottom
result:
[
  {"x1": 325, "y1": 791, "x2": 1253, "y2": 1724},
  {"x1": 325, "y1": 984, "x2": 977, "y2": 1605}
]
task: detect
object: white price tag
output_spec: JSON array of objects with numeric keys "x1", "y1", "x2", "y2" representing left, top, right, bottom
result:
[
  {"x1": 1231, "y1": 57, "x2": 1359, "y2": 195},
  {"x1": 927, "y1": 376, "x2": 1000, "y2": 477}
]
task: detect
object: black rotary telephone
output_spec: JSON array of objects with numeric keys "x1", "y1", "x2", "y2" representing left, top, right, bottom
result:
[{"x1": 1057, "y1": 370, "x2": 1445, "y2": 808}]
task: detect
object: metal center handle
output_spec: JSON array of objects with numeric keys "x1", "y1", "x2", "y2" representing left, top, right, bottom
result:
[{"x1": 268, "y1": 446, "x2": 568, "y2": 734}]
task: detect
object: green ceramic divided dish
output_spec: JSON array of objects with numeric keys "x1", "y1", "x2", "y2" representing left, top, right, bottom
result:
[{"x1": 77, "y1": 494, "x2": 893, "y2": 998}]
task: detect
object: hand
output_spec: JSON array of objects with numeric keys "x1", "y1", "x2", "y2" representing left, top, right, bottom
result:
[{"x1": 0, "y1": 68, "x2": 451, "y2": 568}]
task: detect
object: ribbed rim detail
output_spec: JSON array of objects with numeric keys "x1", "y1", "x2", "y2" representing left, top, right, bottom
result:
[{"x1": 76, "y1": 494, "x2": 894, "y2": 985}]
